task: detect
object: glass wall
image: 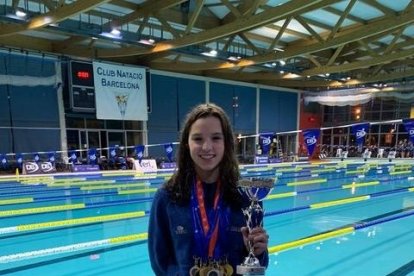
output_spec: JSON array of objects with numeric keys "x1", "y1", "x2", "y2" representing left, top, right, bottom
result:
[
  {"x1": 66, "y1": 116, "x2": 144, "y2": 161},
  {"x1": 321, "y1": 97, "x2": 414, "y2": 158}
]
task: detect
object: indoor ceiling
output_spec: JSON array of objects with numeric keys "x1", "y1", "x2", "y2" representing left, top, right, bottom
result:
[{"x1": 1, "y1": 0, "x2": 414, "y2": 91}]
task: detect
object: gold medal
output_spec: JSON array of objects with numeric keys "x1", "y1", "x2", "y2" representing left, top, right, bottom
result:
[
  {"x1": 223, "y1": 263, "x2": 233, "y2": 276},
  {"x1": 198, "y1": 266, "x2": 210, "y2": 276}
]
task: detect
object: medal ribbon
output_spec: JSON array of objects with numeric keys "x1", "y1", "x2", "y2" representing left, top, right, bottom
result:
[{"x1": 191, "y1": 176, "x2": 222, "y2": 259}]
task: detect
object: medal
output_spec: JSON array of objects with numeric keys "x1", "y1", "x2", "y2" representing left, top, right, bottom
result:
[
  {"x1": 223, "y1": 263, "x2": 233, "y2": 276},
  {"x1": 198, "y1": 265, "x2": 210, "y2": 276},
  {"x1": 190, "y1": 257, "x2": 201, "y2": 276},
  {"x1": 206, "y1": 260, "x2": 221, "y2": 276}
]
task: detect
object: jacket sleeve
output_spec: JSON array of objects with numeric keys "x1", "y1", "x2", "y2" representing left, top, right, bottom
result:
[{"x1": 148, "y1": 188, "x2": 172, "y2": 275}]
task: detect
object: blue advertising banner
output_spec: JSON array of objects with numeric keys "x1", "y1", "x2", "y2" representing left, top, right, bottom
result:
[
  {"x1": 73, "y1": 164, "x2": 100, "y2": 172},
  {"x1": 109, "y1": 146, "x2": 117, "y2": 162},
  {"x1": 160, "y1": 162, "x2": 177, "y2": 169},
  {"x1": 69, "y1": 151, "x2": 77, "y2": 163},
  {"x1": 403, "y1": 119, "x2": 414, "y2": 144},
  {"x1": 48, "y1": 152, "x2": 55, "y2": 163},
  {"x1": 135, "y1": 145, "x2": 145, "y2": 163},
  {"x1": 259, "y1": 132, "x2": 273, "y2": 155},
  {"x1": 303, "y1": 128, "x2": 320, "y2": 156},
  {"x1": 255, "y1": 155, "x2": 269, "y2": 164},
  {"x1": 351, "y1": 123, "x2": 369, "y2": 146},
  {"x1": 34, "y1": 153, "x2": 40, "y2": 163},
  {"x1": 88, "y1": 148, "x2": 97, "y2": 164},
  {"x1": 16, "y1": 154, "x2": 23, "y2": 169},
  {"x1": 164, "y1": 143, "x2": 174, "y2": 162},
  {"x1": 0, "y1": 154, "x2": 7, "y2": 169}
]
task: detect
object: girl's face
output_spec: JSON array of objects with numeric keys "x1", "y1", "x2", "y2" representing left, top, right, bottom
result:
[{"x1": 188, "y1": 116, "x2": 225, "y2": 183}]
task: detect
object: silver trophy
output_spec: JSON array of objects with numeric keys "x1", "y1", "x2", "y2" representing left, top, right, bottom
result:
[{"x1": 237, "y1": 177, "x2": 274, "y2": 276}]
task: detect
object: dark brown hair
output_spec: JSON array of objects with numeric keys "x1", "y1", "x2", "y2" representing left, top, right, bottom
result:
[{"x1": 164, "y1": 103, "x2": 241, "y2": 207}]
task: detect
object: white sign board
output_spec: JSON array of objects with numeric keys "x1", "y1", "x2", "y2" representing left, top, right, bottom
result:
[
  {"x1": 93, "y1": 61, "x2": 148, "y2": 121},
  {"x1": 133, "y1": 159, "x2": 157, "y2": 173}
]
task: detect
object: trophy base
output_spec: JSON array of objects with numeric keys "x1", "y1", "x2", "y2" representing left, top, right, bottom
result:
[{"x1": 236, "y1": 264, "x2": 266, "y2": 275}]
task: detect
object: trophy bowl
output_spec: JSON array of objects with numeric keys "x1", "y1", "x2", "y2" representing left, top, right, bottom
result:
[{"x1": 237, "y1": 177, "x2": 275, "y2": 276}]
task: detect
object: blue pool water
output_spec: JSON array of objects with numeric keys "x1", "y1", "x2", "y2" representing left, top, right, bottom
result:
[{"x1": 1, "y1": 161, "x2": 414, "y2": 275}]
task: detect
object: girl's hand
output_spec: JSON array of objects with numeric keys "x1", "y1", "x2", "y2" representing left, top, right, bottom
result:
[{"x1": 241, "y1": 226, "x2": 269, "y2": 256}]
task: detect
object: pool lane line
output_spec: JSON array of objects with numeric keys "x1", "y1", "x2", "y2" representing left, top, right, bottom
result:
[
  {"x1": 268, "y1": 206, "x2": 414, "y2": 254},
  {"x1": 269, "y1": 227, "x2": 355, "y2": 253},
  {"x1": 0, "y1": 186, "x2": 79, "y2": 195},
  {"x1": 0, "y1": 196, "x2": 155, "y2": 218},
  {"x1": 0, "y1": 191, "x2": 117, "y2": 206},
  {"x1": 0, "y1": 185, "x2": 159, "y2": 206},
  {"x1": 118, "y1": 188, "x2": 158, "y2": 195},
  {"x1": 266, "y1": 180, "x2": 382, "y2": 201},
  {"x1": 0, "y1": 232, "x2": 148, "y2": 264},
  {"x1": 389, "y1": 170, "x2": 412, "y2": 175},
  {"x1": 1, "y1": 177, "x2": 410, "y2": 217},
  {"x1": 0, "y1": 211, "x2": 147, "y2": 235},
  {"x1": 342, "y1": 181, "x2": 379, "y2": 188},
  {"x1": 2, "y1": 202, "x2": 414, "y2": 267},
  {"x1": 286, "y1": 178, "x2": 327, "y2": 186},
  {"x1": 2, "y1": 175, "x2": 412, "y2": 218},
  {"x1": 0, "y1": 204, "x2": 87, "y2": 217},
  {"x1": 265, "y1": 184, "x2": 414, "y2": 217},
  {"x1": 387, "y1": 259, "x2": 414, "y2": 276},
  {"x1": 0, "y1": 238, "x2": 147, "y2": 275},
  {"x1": 80, "y1": 182, "x2": 150, "y2": 190},
  {"x1": 0, "y1": 198, "x2": 35, "y2": 205},
  {"x1": 310, "y1": 195, "x2": 370, "y2": 209}
]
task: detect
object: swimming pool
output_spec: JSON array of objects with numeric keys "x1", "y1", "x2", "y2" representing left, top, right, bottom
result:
[{"x1": 0, "y1": 161, "x2": 413, "y2": 275}]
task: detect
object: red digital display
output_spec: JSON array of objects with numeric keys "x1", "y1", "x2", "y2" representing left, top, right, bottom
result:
[
  {"x1": 71, "y1": 61, "x2": 94, "y2": 87},
  {"x1": 77, "y1": 71, "x2": 90, "y2": 79}
]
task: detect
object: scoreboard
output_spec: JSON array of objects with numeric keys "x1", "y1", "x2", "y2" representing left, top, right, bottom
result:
[{"x1": 69, "y1": 60, "x2": 95, "y2": 112}]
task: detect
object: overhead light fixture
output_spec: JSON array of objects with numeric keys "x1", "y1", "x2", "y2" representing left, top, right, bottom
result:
[
  {"x1": 201, "y1": 49, "x2": 218, "y2": 57},
  {"x1": 101, "y1": 28, "x2": 122, "y2": 39},
  {"x1": 138, "y1": 38, "x2": 155, "y2": 45},
  {"x1": 15, "y1": 10, "x2": 27, "y2": 18},
  {"x1": 227, "y1": 56, "x2": 241, "y2": 62},
  {"x1": 274, "y1": 47, "x2": 285, "y2": 52},
  {"x1": 110, "y1": 28, "x2": 121, "y2": 36}
]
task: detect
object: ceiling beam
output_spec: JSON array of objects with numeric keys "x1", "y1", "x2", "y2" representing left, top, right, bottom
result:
[
  {"x1": 104, "y1": 0, "x2": 187, "y2": 29},
  {"x1": 96, "y1": 0, "x2": 339, "y2": 57},
  {"x1": 302, "y1": 47, "x2": 414, "y2": 75},
  {"x1": 157, "y1": 8, "x2": 414, "y2": 71},
  {"x1": 0, "y1": 0, "x2": 111, "y2": 37}
]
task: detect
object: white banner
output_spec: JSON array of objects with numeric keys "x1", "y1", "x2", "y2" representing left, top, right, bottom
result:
[
  {"x1": 133, "y1": 159, "x2": 158, "y2": 173},
  {"x1": 93, "y1": 61, "x2": 148, "y2": 120}
]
